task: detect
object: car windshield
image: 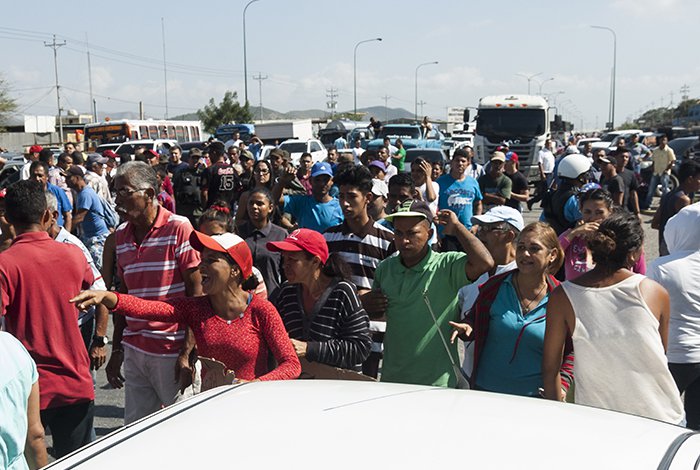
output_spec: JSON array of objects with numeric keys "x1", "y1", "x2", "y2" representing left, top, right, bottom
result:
[
  {"x1": 669, "y1": 138, "x2": 698, "y2": 157},
  {"x1": 378, "y1": 127, "x2": 421, "y2": 139},
  {"x1": 279, "y1": 142, "x2": 307, "y2": 153},
  {"x1": 476, "y1": 109, "x2": 546, "y2": 139},
  {"x1": 599, "y1": 133, "x2": 617, "y2": 143}
]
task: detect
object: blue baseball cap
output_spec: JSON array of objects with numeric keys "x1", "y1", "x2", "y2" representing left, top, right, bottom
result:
[{"x1": 311, "y1": 162, "x2": 333, "y2": 178}]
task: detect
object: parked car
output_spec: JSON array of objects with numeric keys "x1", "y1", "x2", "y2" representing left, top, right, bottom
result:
[
  {"x1": 0, "y1": 153, "x2": 25, "y2": 189},
  {"x1": 278, "y1": 139, "x2": 327, "y2": 166},
  {"x1": 668, "y1": 136, "x2": 700, "y2": 161},
  {"x1": 45, "y1": 381, "x2": 700, "y2": 469},
  {"x1": 576, "y1": 137, "x2": 600, "y2": 153},
  {"x1": 115, "y1": 139, "x2": 178, "y2": 158},
  {"x1": 403, "y1": 148, "x2": 449, "y2": 173},
  {"x1": 366, "y1": 124, "x2": 445, "y2": 152},
  {"x1": 591, "y1": 130, "x2": 643, "y2": 151},
  {"x1": 94, "y1": 143, "x2": 122, "y2": 155}
]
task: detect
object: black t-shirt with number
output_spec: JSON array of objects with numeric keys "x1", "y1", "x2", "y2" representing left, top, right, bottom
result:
[{"x1": 201, "y1": 162, "x2": 240, "y2": 208}]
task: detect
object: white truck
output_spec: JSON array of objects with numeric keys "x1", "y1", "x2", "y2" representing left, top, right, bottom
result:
[
  {"x1": 472, "y1": 95, "x2": 551, "y2": 181},
  {"x1": 254, "y1": 119, "x2": 314, "y2": 144}
]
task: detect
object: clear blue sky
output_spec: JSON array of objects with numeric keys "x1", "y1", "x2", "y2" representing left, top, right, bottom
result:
[{"x1": 1, "y1": 0, "x2": 697, "y2": 129}]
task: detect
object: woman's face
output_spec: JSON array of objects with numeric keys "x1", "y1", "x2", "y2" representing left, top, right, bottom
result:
[
  {"x1": 431, "y1": 162, "x2": 443, "y2": 180},
  {"x1": 281, "y1": 251, "x2": 318, "y2": 284},
  {"x1": 253, "y1": 162, "x2": 271, "y2": 186},
  {"x1": 581, "y1": 199, "x2": 612, "y2": 223},
  {"x1": 198, "y1": 247, "x2": 237, "y2": 295},
  {"x1": 515, "y1": 231, "x2": 556, "y2": 276},
  {"x1": 247, "y1": 192, "x2": 272, "y2": 224}
]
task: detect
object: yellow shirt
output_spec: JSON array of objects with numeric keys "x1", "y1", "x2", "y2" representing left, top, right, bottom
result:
[{"x1": 652, "y1": 146, "x2": 676, "y2": 175}]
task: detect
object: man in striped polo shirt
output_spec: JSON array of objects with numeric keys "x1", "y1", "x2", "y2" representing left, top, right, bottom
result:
[
  {"x1": 323, "y1": 165, "x2": 395, "y2": 378},
  {"x1": 108, "y1": 162, "x2": 203, "y2": 424}
]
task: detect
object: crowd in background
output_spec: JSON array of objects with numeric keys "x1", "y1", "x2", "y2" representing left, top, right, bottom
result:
[{"x1": 2, "y1": 126, "x2": 700, "y2": 468}]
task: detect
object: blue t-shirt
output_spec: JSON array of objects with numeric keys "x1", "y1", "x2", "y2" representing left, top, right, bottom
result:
[
  {"x1": 76, "y1": 186, "x2": 109, "y2": 238},
  {"x1": 436, "y1": 174, "x2": 482, "y2": 231},
  {"x1": 47, "y1": 182, "x2": 72, "y2": 228},
  {"x1": 0, "y1": 332, "x2": 38, "y2": 470},
  {"x1": 283, "y1": 195, "x2": 344, "y2": 233},
  {"x1": 475, "y1": 274, "x2": 548, "y2": 396}
]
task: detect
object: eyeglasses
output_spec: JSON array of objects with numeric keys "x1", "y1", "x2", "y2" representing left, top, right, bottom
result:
[
  {"x1": 254, "y1": 169, "x2": 270, "y2": 175},
  {"x1": 477, "y1": 224, "x2": 510, "y2": 234},
  {"x1": 115, "y1": 187, "x2": 147, "y2": 197}
]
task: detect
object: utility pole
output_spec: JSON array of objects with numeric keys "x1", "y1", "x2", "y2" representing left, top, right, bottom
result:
[
  {"x1": 44, "y1": 34, "x2": 66, "y2": 143},
  {"x1": 381, "y1": 94, "x2": 391, "y2": 122},
  {"x1": 681, "y1": 84, "x2": 690, "y2": 102},
  {"x1": 161, "y1": 18, "x2": 169, "y2": 119},
  {"x1": 326, "y1": 87, "x2": 338, "y2": 118},
  {"x1": 253, "y1": 73, "x2": 268, "y2": 121},
  {"x1": 86, "y1": 33, "x2": 95, "y2": 122},
  {"x1": 419, "y1": 100, "x2": 427, "y2": 117}
]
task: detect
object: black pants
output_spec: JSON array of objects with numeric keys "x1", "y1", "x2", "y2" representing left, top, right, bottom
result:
[
  {"x1": 669, "y1": 362, "x2": 700, "y2": 430},
  {"x1": 41, "y1": 401, "x2": 95, "y2": 458}
]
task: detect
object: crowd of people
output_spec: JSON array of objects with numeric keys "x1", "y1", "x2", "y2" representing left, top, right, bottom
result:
[{"x1": 1, "y1": 129, "x2": 700, "y2": 468}]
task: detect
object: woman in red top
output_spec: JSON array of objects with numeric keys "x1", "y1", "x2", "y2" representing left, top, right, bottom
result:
[{"x1": 71, "y1": 230, "x2": 301, "y2": 383}]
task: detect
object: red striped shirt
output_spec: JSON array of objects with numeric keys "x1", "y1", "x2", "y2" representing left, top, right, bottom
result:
[{"x1": 116, "y1": 207, "x2": 200, "y2": 356}]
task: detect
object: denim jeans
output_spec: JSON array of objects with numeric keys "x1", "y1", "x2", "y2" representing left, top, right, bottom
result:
[{"x1": 644, "y1": 173, "x2": 670, "y2": 208}]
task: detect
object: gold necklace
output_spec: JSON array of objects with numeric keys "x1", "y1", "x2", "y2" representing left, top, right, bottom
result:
[{"x1": 514, "y1": 274, "x2": 547, "y2": 314}]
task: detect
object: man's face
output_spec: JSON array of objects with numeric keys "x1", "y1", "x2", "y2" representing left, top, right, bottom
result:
[
  {"x1": 617, "y1": 138, "x2": 626, "y2": 148},
  {"x1": 311, "y1": 174, "x2": 332, "y2": 198},
  {"x1": 58, "y1": 157, "x2": 72, "y2": 170},
  {"x1": 241, "y1": 157, "x2": 254, "y2": 171},
  {"x1": 617, "y1": 153, "x2": 630, "y2": 172},
  {"x1": 91, "y1": 161, "x2": 104, "y2": 176},
  {"x1": 234, "y1": 132, "x2": 240, "y2": 140},
  {"x1": 477, "y1": 222, "x2": 512, "y2": 253},
  {"x1": 490, "y1": 160, "x2": 505, "y2": 177},
  {"x1": 66, "y1": 174, "x2": 81, "y2": 190},
  {"x1": 114, "y1": 175, "x2": 152, "y2": 223},
  {"x1": 387, "y1": 185, "x2": 412, "y2": 214},
  {"x1": 393, "y1": 216, "x2": 431, "y2": 260},
  {"x1": 170, "y1": 148, "x2": 182, "y2": 163},
  {"x1": 31, "y1": 166, "x2": 48, "y2": 189},
  {"x1": 299, "y1": 155, "x2": 313, "y2": 173},
  {"x1": 505, "y1": 160, "x2": 516, "y2": 174},
  {"x1": 595, "y1": 151, "x2": 606, "y2": 164},
  {"x1": 660, "y1": 136, "x2": 668, "y2": 148},
  {"x1": 583, "y1": 143, "x2": 592, "y2": 153},
  {"x1": 378, "y1": 148, "x2": 390, "y2": 163},
  {"x1": 601, "y1": 161, "x2": 614, "y2": 176},
  {"x1": 65, "y1": 143, "x2": 75, "y2": 153},
  {"x1": 327, "y1": 149, "x2": 338, "y2": 163},
  {"x1": 227, "y1": 147, "x2": 239, "y2": 162},
  {"x1": 451, "y1": 156, "x2": 469, "y2": 175},
  {"x1": 338, "y1": 185, "x2": 369, "y2": 219},
  {"x1": 431, "y1": 162, "x2": 443, "y2": 180},
  {"x1": 270, "y1": 154, "x2": 284, "y2": 171}
]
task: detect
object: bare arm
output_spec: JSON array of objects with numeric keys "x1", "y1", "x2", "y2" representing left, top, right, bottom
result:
[
  {"x1": 272, "y1": 165, "x2": 296, "y2": 208},
  {"x1": 613, "y1": 190, "x2": 624, "y2": 206},
  {"x1": 482, "y1": 193, "x2": 507, "y2": 206},
  {"x1": 630, "y1": 189, "x2": 641, "y2": 215},
  {"x1": 640, "y1": 278, "x2": 671, "y2": 352},
  {"x1": 89, "y1": 304, "x2": 109, "y2": 370},
  {"x1": 437, "y1": 209, "x2": 494, "y2": 282},
  {"x1": 542, "y1": 286, "x2": 574, "y2": 401},
  {"x1": 24, "y1": 381, "x2": 47, "y2": 470},
  {"x1": 63, "y1": 211, "x2": 72, "y2": 232},
  {"x1": 72, "y1": 208, "x2": 88, "y2": 226}
]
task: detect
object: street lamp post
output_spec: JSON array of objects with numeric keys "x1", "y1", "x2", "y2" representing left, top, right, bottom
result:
[
  {"x1": 515, "y1": 72, "x2": 543, "y2": 94},
  {"x1": 415, "y1": 61, "x2": 438, "y2": 121},
  {"x1": 243, "y1": 0, "x2": 261, "y2": 105},
  {"x1": 353, "y1": 38, "x2": 382, "y2": 116},
  {"x1": 591, "y1": 25, "x2": 617, "y2": 130},
  {"x1": 536, "y1": 77, "x2": 554, "y2": 95}
]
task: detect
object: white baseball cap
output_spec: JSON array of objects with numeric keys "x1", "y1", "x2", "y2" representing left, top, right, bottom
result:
[{"x1": 471, "y1": 206, "x2": 524, "y2": 232}]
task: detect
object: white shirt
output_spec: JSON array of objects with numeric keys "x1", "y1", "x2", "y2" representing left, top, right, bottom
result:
[
  {"x1": 648, "y1": 202, "x2": 700, "y2": 363},
  {"x1": 224, "y1": 139, "x2": 243, "y2": 150},
  {"x1": 537, "y1": 148, "x2": 555, "y2": 174},
  {"x1": 352, "y1": 147, "x2": 364, "y2": 164},
  {"x1": 20, "y1": 161, "x2": 32, "y2": 180},
  {"x1": 418, "y1": 181, "x2": 440, "y2": 215},
  {"x1": 464, "y1": 162, "x2": 484, "y2": 181},
  {"x1": 383, "y1": 163, "x2": 398, "y2": 183}
]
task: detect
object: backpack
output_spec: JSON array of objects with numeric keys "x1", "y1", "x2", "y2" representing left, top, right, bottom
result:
[
  {"x1": 96, "y1": 196, "x2": 119, "y2": 230},
  {"x1": 175, "y1": 168, "x2": 201, "y2": 206}
]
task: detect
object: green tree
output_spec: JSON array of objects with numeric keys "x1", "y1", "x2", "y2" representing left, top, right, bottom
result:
[
  {"x1": 197, "y1": 91, "x2": 253, "y2": 133},
  {"x1": 0, "y1": 75, "x2": 18, "y2": 130}
]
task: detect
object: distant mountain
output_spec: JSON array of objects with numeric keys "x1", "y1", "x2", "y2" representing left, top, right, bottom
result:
[{"x1": 111, "y1": 106, "x2": 414, "y2": 122}]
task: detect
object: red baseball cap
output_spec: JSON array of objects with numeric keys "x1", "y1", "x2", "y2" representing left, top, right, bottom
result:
[
  {"x1": 102, "y1": 150, "x2": 118, "y2": 159},
  {"x1": 266, "y1": 229, "x2": 329, "y2": 263},
  {"x1": 189, "y1": 231, "x2": 253, "y2": 279},
  {"x1": 28, "y1": 145, "x2": 43, "y2": 154},
  {"x1": 145, "y1": 149, "x2": 159, "y2": 159}
]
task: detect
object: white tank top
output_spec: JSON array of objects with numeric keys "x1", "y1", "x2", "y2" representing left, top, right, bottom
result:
[{"x1": 562, "y1": 274, "x2": 684, "y2": 424}]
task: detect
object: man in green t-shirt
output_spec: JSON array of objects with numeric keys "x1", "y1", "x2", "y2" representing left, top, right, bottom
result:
[
  {"x1": 367, "y1": 200, "x2": 493, "y2": 387},
  {"x1": 478, "y1": 151, "x2": 512, "y2": 210}
]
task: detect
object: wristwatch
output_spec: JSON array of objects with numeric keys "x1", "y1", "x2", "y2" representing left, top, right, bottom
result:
[{"x1": 91, "y1": 335, "x2": 109, "y2": 347}]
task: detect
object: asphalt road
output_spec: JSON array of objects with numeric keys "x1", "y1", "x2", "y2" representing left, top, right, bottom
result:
[{"x1": 74, "y1": 204, "x2": 662, "y2": 446}]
